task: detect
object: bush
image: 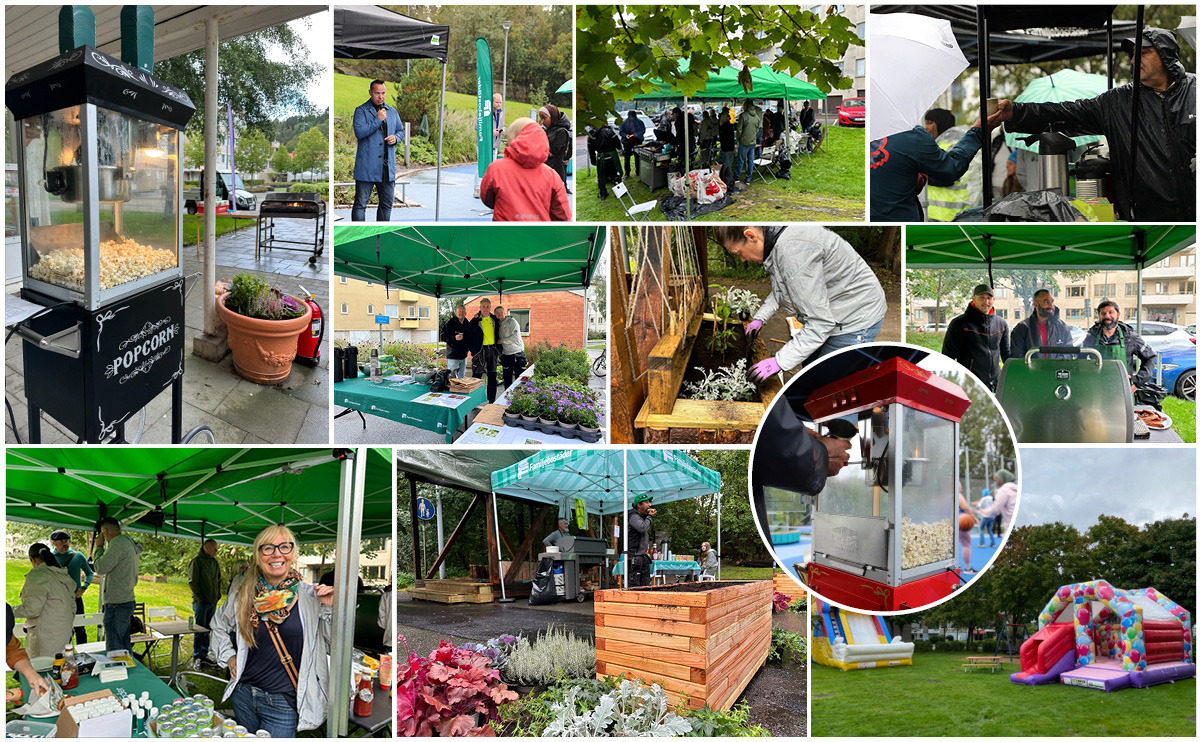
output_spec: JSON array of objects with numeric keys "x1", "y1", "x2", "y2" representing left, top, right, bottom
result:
[
  {"x1": 528, "y1": 342, "x2": 591, "y2": 385},
  {"x1": 682, "y1": 702, "x2": 770, "y2": 737},
  {"x1": 288, "y1": 182, "x2": 328, "y2": 194},
  {"x1": 767, "y1": 627, "x2": 807, "y2": 664},
  {"x1": 384, "y1": 341, "x2": 438, "y2": 369},
  {"x1": 588, "y1": 329, "x2": 607, "y2": 340},
  {"x1": 501, "y1": 628, "x2": 596, "y2": 687}
]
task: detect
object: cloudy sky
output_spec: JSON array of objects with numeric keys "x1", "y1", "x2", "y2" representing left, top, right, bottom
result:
[
  {"x1": 1015, "y1": 448, "x2": 1196, "y2": 529},
  {"x1": 267, "y1": 11, "x2": 330, "y2": 108}
]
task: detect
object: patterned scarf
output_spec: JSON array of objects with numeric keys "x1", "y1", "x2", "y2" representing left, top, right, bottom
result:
[{"x1": 250, "y1": 569, "x2": 302, "y2": 627}]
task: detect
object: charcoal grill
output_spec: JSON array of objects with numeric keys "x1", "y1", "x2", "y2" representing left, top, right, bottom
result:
[
  {"x1": 256, "y1": 191, "x2": 327, "y2": 264},
  {"x1": 997, "y1": 346, "x2": 1134, "y2": 443}
]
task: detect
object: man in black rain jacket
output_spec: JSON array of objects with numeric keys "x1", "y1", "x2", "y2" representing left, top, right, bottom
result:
[
  {"x1": 996, "y1": 27, "x2": 1195, "y2": 222},
  {"x1": 942, "y1": 284, "x2": 1010, "y2": 391}
]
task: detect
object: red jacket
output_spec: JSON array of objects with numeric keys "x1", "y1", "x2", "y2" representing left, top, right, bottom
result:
[{"x1": 480, "y1": 123, "x2": 572, "y2": 222}]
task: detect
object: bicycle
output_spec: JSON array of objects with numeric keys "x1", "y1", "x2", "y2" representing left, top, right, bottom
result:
[{"x1": 592, "y1": 351, "x2": 607, "y2": 378}]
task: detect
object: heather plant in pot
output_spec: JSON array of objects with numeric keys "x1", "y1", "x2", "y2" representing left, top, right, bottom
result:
[{"x1": 217, "y1": 272, "x2": 311, "y2": 384}]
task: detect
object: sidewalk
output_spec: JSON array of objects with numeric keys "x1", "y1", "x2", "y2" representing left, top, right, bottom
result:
[
  {"x1": 5, "y1": 217, "x2": 329, "y2": 444},
  {"x1": 333, "y1": 163, "x2": 575, "y2": 222}
]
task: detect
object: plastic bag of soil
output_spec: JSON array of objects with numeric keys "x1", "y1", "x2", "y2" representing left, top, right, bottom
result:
[
  {"x1": 659, "y1": 192, "x2": 736, "y2": 221},
  {"x1": 952, "y1": 189, "x2": 1088, "y2": 222},
  {"x1": 529, "y1": 557, "x2": 561, "y2": 606}
]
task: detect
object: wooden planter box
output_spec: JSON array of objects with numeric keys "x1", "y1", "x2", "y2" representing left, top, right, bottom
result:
[
  {"x1": 773, "y1": 571, "x2": 807, "y2": 600},
  {"x1": 635, "y1": 301, "x2": 782, "y2": 443},
  {"x1": 594, "y1": 580, "x2": 773, "y2": 710}
]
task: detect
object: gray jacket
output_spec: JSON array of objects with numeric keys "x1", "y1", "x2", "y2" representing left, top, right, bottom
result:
[
  {"x1": 13, "y1": 563, "x2": 78, "y2": 658},
  {"x1": 499, "y1": 316, "x2": 525, "y2": 356},
  {"x1": 212, "y1": 581, "x2": 332, "y2": 732},
  {"x1": 93, "y1": 533, "x2": 143, "y2": 605},
  {"x1": 700, "y1": 549, "x2": 719, "y2": 577},
  {"x1": 627, "y1": 510, "x2": 653, "y2": 556},
  {"x1": 755, "y1": 227, "x2": 888, "y2": 371}
]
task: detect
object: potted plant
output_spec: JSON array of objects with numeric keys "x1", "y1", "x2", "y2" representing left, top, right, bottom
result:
[
  {"x1": 574, "y1": 406, "x2": 601, "y2": 439},
  {"x1": 217, "y1": 273, "x2": 311, "y2": 384}
]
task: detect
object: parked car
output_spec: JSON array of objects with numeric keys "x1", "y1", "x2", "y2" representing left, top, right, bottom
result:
[
  {"x1": 837, "y1": 97, "x2": 865, "y2": 127},
  {"x1": 1138, "y1": 320, "x2": 1194, "y2": 351},
  {"x1": 183, "y1": 171, "x2": 256, "y2": 214},
  {"x1": 1158, "y1": 344, "x2": 1196, "y2": 401}
]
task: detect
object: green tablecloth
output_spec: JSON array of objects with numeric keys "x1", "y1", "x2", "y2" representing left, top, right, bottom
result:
[
  {"x1": 18, "y1": 654, "x2": 182, "y2": 737},
  {"x1": 334, "y1": 376, "x2": 488, "y2": 442}
]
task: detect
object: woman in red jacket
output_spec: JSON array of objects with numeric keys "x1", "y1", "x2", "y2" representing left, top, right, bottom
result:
[{"x1": 480, "y1": 118, "x2": 572, "y2": 221}]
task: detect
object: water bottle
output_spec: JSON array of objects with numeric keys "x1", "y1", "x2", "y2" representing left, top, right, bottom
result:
[{"x1": 369, "y1": 349, "x2": 381, "y2": 383}]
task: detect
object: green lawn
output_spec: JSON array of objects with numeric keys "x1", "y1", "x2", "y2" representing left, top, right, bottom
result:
[
  {"x1": 903, "y1": 330, "x2": 1196, "y2": 442},
  {"x1": 719, "y1": 565, "x2": 774, "y2": 580},
  {"x1": 333, "y1": 71, "x2": 571, "y2": 129},
  {"x1": 575, "y1": 125, "x2": 864, "y2": 221},
  {"x1": 812, "y1": 652, "x2": 1196, "y2": 736}
]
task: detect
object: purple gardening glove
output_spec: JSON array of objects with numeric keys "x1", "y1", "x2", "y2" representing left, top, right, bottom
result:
[
  {"x1": 744, "y1": 319, "x2": 763, "y2": 337},
  {"x1": 748, "y1": 357, "x2": 781, "y2": 384}
]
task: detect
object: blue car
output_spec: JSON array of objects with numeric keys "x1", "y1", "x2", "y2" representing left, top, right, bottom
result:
[{"x1": 1158, "y1": 343, "x2": 1196, "y2": 402}]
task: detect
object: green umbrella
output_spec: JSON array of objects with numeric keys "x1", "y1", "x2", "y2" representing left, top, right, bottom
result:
[
  {"x1": 1005, "y1": 69, "x2": 1107, "y2": 153},
  {"x1": 556, "y1": 79, "x2": 572, "y2": 94}
]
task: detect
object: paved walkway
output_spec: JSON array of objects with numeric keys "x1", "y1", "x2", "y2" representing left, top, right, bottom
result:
[
  {"x1": 6, "y1": 216, "x2": 329, "y2": 444},
  {"x1": 334, "y1": 346, "x2": 606, "y2": 444},
  {"x1": 333, "y1": 163, "x2": 574, "y2": 222}
]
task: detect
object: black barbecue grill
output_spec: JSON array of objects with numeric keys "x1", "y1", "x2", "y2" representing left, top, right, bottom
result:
[{"x1": 256, "y1": 191, "x2": 327, "y2": 264}]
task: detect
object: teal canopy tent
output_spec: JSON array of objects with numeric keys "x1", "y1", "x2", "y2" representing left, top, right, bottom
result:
[
  {"x1": 490, "y1": 449, "x2": 723, "y2": 599},
  {"x1": 556, "y1": 79, "x2": 573, "y2": 94},
  {"x1": 6, "y1": 446, "x2": 390, "y2": 732}
]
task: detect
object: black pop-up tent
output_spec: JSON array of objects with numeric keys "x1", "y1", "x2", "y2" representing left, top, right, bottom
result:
[{"x1": 335, "y1": 5, "x2": 451, "y2": 219}]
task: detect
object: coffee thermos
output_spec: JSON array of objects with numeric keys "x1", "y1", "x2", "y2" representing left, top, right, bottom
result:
[
  {"x1": 333, "y1": 347, "x2": 345, "y2": 383},
  {"x1": 344, "y1": 345, "x2": 359, "y2": 379}
]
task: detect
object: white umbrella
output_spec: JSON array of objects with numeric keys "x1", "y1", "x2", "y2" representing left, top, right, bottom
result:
[
  {"x1": 1178, "y1": 16, "x2": 1196, "y2": 49},
  {"x1": 868, "y1": 13, "x2": 968, "y2": 142}
]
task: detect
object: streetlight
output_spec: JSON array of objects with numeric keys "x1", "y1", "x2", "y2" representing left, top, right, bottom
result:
[{"x1": 501, "y1": 20, "x2": 513, "y2": 158}]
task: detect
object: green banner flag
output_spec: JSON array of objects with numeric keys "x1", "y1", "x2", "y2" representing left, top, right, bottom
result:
[{"x1": 476, "y1": 36, "x2": 493, "y2": 178}]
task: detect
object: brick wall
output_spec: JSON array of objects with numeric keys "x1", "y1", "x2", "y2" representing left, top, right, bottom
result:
[{"x1": 461, "y1": 291, "x2": 586, "y2": 349}]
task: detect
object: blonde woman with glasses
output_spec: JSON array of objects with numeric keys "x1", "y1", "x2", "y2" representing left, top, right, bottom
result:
[{"x1": 211, "y1": 525, "x2": 333, "y2": 737}]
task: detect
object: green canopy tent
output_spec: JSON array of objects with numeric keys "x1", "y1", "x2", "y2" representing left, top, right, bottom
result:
[
  {"x1": 906, "y1": 224, "x2": 1198, "y2": 332},
  {"x1": 5, "y1": 446, "x2": 390, "y2": 736},
  {"x1": 622, "y1": 59, "x2": 826, "y2": 219},
  {"x1": 490, "y1": 449, "x2": 722, "y2": 600},
  {"x1": 333, "y1": 224, "x2": 604, "y2": 362}
]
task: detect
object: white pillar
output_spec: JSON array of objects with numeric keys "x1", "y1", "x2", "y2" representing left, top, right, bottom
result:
[
  {"x1": 622, "y1": 449, "x2": 629, "y2": 580},
  {"x1": 327, "y1": 449, "x2": 366, "y2": 736},
  {"x1": 716, "y1": 490, "x2": 722, "y2": 580},
  {"x1": 493, "y1": 492, "x2": 508, "y2": 601},
  {"x1": 435, "y1": 486, "x2": 445, "y2": 579},
  {"x1": 203, "y1": 17, "x2": 219, "y2": 336}
]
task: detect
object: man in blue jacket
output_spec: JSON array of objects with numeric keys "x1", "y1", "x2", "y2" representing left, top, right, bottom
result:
[{"x1": 352, "y1": 79, "x2": 404, "y2": 222}]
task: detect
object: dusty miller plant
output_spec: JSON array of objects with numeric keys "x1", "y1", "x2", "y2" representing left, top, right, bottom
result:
[
  {"x1": 542, "y1": 679, "x2": 693, "y2": 737},
  {"x1": 501, "y1": 627, "x2": 596, "y2": 686},
  {"x1": 684, "y1": 358, "x2": 757, "y2": 402},
  {"x1": 716, "y1": 286, "x2": 763, "y2": 318}
]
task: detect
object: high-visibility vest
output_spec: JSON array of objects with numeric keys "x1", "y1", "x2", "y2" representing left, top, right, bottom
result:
[{"x1": 927, "y1": 139, "x2": 972, "y2": 222}]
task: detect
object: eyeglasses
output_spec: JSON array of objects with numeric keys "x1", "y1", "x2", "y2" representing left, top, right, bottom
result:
[{"x1": 258, "y1": 542, "x2": 295, "y2": 556}]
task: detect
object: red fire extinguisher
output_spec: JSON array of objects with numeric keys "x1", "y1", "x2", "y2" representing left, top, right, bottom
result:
[{"x1": 295, "y1": 284, "x2": 323, "y2": 367}]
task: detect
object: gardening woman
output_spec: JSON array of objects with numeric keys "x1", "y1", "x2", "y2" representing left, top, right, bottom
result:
[
  {"x1": 212, "y1": 525, "x2": 333, "y2": 737},
  {"x1": 12, "y1": 543, "x2": 76, "y2": 659},
  {"x1": 712, "y1": 226, "x2": 888, "y2": 383}
]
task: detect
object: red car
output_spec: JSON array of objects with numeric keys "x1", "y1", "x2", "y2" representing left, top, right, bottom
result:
[{"x1": 838, "y1": 97, "x2": 865, "y2": 127}]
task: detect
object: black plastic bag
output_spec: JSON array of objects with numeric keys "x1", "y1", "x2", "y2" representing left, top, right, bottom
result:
[
  {"x1": 953, "y1": 189, "x2": 1086, "y2": 222},
  {"x1": 1134, "y1": 382, "x2": 1169, "y2": 410},
  {"x1": 659, "y1": 192, "x2": 736, "y2": 221},
  {"x1": 529, "y1": 557, "x2": 561, "y2": 606},
  {"x1": 429, "y1": 369, "x2": 452, "y2": 393}
]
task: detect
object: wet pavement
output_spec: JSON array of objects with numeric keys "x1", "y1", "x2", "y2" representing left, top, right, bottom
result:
[
  {"x1": 333, "y1": 164, "x2": 574, "y2": 222},
  {"x1": 6, "y1": 215, "x2": 329, "y2": 444}
]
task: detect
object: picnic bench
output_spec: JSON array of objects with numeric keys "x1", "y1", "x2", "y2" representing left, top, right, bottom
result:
[{"x1": 963, "y1": 656, "x2": 1005, "y2": 673}]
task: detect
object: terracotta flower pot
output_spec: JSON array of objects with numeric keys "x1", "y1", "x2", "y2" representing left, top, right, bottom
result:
[{"x1": 217, "y1": 292, "x2": 312, "y2": 384}]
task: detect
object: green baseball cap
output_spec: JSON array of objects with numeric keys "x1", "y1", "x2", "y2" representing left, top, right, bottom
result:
[{"x1": 632, "y1": 494, "x2": 653, "y2": 506}]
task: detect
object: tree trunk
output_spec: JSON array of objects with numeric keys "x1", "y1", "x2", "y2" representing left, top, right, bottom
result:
[{"x1": 880, "y1": 226, "x2": 900, "y2": 275}]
